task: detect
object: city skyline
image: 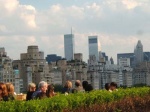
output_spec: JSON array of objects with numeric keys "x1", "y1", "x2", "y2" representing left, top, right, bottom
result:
[{"x1": 0, "y1": 0, "x2": 150, "y2": 63}]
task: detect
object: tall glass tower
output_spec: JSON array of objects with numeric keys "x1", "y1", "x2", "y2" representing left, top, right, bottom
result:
[
  {"x1": 64, "y1": 34, "x2": 74, "y2": 61},
  {"x1": 88, "y1": 36, "x2": 99, "y2": 61}
]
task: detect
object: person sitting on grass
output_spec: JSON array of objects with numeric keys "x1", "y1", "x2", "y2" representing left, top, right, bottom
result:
[{"x1": 110, "y1": 82, "x2": 118, "y2": 91}]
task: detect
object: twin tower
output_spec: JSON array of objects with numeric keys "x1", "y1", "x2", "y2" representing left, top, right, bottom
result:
[{"x1": 64, "y1": 34, "x2": 99, "y2": 61}]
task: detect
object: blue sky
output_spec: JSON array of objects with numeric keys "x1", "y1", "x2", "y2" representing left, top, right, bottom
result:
[
  {"x1": 19, "y1": 0, "x2": 98, "y2": 9},
  {"x1": 0, "y1": 0, "x2": 150, "y2": 63}
]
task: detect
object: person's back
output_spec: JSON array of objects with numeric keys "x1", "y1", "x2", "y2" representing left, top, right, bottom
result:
[
  {"x1": 72, "y1": 80, "x2": 84, "y2": 93},
  {"x1": 6, "y1": 83, "x2": 15, "y2": 101},
  {"x1": 62, "y1": 81, "x2": 72, "y2": 95},
  {"x1": 85, "y1": 84, "x2": 93, "y2": 92}
]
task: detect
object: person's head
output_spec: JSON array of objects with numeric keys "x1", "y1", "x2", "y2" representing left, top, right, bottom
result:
[
  {"x1": 75, "y1": 80, "x2": 81, "y2": 87},
  {"x1": 86, "y1": 84, "x2": 93, "y2": 92},
  {"x1": 110, "y1": 82, "x2": 117, "y2": 91},
  {"x1": 105, "y1": 83, "x2": 110, "y2": 91},
  {"x1": 46, "y1": 84, "x2": 54, "y2": 97},
  {"x1": 38, "y1": 81, "x2": 47, "y2": 93},
  {"x1": 0, "y1": 82, "x2": 8, "y2": 97},
  {"x1": 28, "y1": 83, "x2": 36, "y2": 92},
  {"x1": 5, "y1": 83, "x2": 14, "y2": 95},
  {"x1": 64, "y1": 81, "x2": 72, "y2": 89},
  {"x1": 82, "y1": 81, "x2": 88, "y2": 89}
]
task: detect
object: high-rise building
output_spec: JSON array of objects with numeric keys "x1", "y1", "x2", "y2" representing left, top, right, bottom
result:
[
  {"x1": 64, "y1": 34, "x2": 74, "y2": 61},
  {"x1": 117, "y1": 53, "x2": 134, "y2": 67},
  {"x1": 134, "y1": 40, "x2": 144, "y2": 66},
  {"x1": 110, "y1": 57, "x2": 114, "y2": 64},
  {"x1": 88, "y1": 36, "x2": 99, "y2": 61}
]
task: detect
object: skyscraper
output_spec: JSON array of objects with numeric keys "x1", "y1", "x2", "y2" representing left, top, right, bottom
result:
[
  {"x1": 88, "y1": 36, "x2": 99, "y2": 61},
  {"x1": 134, "y1": 40, "x2": 143, "y2": 65},
  {"x1": 64, "y1": 34, "x2": 74, "y2": 61}
]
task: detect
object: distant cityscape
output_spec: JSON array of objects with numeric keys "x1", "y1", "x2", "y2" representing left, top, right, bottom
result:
[{"x1": 0, "y1": 33, "x2": 150, "y2": 93}]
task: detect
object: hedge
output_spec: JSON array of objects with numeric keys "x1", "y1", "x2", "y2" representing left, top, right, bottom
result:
[{"x1": 0, "y1": 87, "x2": 150, "y2": 112}]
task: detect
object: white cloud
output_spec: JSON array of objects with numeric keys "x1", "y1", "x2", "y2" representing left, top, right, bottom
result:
[{"x1": 0, "y1": 0, "x2": 150, "y2": 63}]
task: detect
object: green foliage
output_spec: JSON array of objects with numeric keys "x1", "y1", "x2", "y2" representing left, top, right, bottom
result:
[{"x1": 0, "y1": 87, "x2": 150, "y2": 112}]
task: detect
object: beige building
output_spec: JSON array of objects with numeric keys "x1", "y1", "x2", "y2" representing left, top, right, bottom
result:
[
  {"x1": 74, "y1": 53, "x2": 83, "y2": 62},
  {"x1": 13, "y1": 46, "x2": 53, "y2": 92},
  {"x1": 0, "y1": 48, "x2": 15, "y2": 84},
  {"x1": 0, "y1": 48, "x2": 23, "y2": 93},
  {"x1": 122, "y1": 71, "x2": 132, "y2": 87},
  {"x1": 133, "y1": 62, "x2": 150, "y2": 86}
]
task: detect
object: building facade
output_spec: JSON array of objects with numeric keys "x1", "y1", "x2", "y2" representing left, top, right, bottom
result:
[
  {"x1": 64, "y1": 34, "x2": 75, "y2": 61},
  {"x1": 88, "y1": 36, "x2": 99, "y2": 61},
  {"x1": 13, "y1": 46, "x2": 53, "y2": 92},
  {"x1": 46, "y1": 54, "x2": 62, "y2": 63},
  {"x1": 134, "y1": 40, "x2": 144, "y2": 66}
]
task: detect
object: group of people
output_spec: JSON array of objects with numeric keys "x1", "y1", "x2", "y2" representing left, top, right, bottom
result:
[
  {"x1": 62, "y1": 80, "x2": 93, "y2": 95},
  {"x1": 105, "y1": 82, "x2": 118, "y2": 92},
  {"x1": 27, "y1": 80, "x2": 93, "y2": 100},
  {"x1": 0, "y1": 82, "x2": 15, "y2": 101},
  {"x1": 0, "y1": 80, "x2": 118, "y2": 101},
  {"x1": 26, "y1": 81, "x2": 56, "y2": 100}
]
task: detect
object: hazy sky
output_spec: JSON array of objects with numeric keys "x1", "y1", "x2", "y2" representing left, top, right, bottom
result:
[{"x1": 0, "y1": 0, "x2": 150, "y2": 63}]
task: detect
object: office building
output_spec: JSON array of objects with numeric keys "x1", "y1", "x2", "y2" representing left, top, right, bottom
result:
[
  {"x1": 102, "y1": 52, "x2": 108, "y2": 61},
  {"x1": 118, "y1": 58, "x2": 130, "y2": 67},
  {"x1": 133, "y1": 62, "x2": 150, "y2": 86},
  {"x1": 46, "y1": 54, "x2": 62, "y2": 63},
  {"x1": 88, "y1": 36, "x2": 99, "y2": 61},
  {"x1": 134, "y1": 40, "x2": 144, "y2": 66},
  {"x1": 64, "y1": 34, "x2": 75, "y2": 61}
]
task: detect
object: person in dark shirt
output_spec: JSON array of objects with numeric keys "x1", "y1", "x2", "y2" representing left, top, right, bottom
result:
[
  {"x1": 62, "y1": 81, "x2": 72, "y2": 94},
  {"x1": 82, "y1": 81, "x2": 93, "y2": 92},
  {"x1": 26, "y1": 83, "x2": 36, "y2": 101},
  {"x1": 36, "y1": 81, "x2": 48, "y2": 99}
]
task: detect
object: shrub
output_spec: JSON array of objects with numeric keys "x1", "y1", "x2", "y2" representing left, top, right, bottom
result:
[{"x1": 0, "y1": 87, "x2": 149, "y2": 112}]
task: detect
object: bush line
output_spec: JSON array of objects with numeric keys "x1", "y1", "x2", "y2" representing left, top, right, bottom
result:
[{"x1": 0, "y1": 87, "x2": 150, "y2": 112}]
